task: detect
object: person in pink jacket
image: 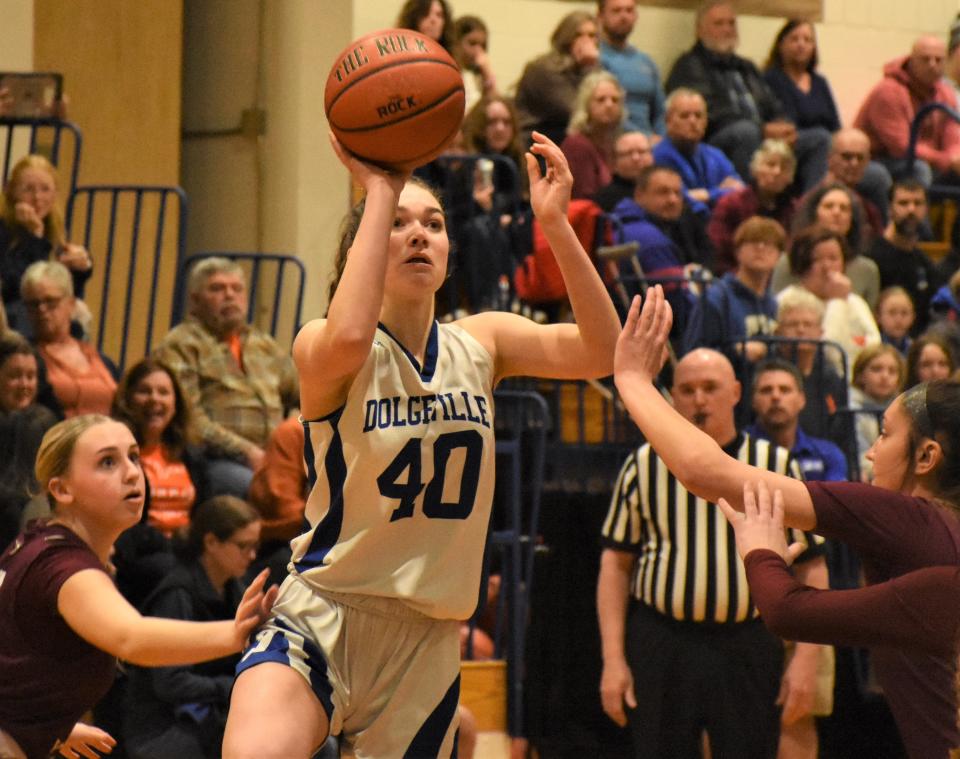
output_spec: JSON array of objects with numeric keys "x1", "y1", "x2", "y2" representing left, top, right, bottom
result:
[{"x1": 854, "y1": 35, "x2": 960, "y2": 186}]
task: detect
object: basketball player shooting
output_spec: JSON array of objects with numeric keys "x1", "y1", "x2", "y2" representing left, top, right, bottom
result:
[{"x1": 221, "y1": 129, "x2": 620, "y2": 758}]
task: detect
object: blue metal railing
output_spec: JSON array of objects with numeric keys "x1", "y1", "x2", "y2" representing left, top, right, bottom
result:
[
  {"x1": 906, "y1": 101, "x2": 960, "y2": 199},
  {"x1": 0, "y1": 117, "x2": 82, "y2": 194},
  {"x1": 478, "y1": 389, "x2": 549, "y2": 739},
  {"x1": 171, "y1": 252, "x2": 306, "y2": 345},
  {"x1": 65, "y1": 185, "x2": 188, "y2": 370}
]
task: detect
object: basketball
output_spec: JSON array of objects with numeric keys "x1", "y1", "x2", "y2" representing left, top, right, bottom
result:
[{"x1": 324, "y1": 29, "x2": 466, "y2": 171}]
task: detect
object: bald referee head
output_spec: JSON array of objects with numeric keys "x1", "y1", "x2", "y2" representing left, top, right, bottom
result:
[{"x1": 671, "y1": 348, "x2": 741, "y2": 447}]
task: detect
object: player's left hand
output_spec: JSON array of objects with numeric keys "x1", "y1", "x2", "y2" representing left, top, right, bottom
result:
[
  {"x1": 526, "y1": 131, "x2": 571, "y2": 225},
  {"x1": 613, "y1": 286, "x2": 672, "y2": 389},
  {"x1": 717, "y1": 482, "x2": 806, "y2": 563},
  {"x1": 233, "y1": 568, "x2": 279, "y2": 647},
  {"x1": 56, "y1": 722, "x2": 116, "y2": 758}
]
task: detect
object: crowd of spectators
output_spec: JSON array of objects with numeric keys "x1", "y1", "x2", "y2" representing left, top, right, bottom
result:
[{"x1": 5, "y1": 0, "x2": 960, "y2": 757}]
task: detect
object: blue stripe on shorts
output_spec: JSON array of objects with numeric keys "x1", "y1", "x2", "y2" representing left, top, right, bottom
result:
[
  {"x1": 403, "y1": 675, "x2": 460, "y2": 758},
  {"x1": 236, "y1": 617, "x2": 335, "y2": 721}
]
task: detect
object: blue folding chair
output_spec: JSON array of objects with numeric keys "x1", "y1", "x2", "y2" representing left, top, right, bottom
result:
[
  {"x1": 65, "y1": 184, "x2": 187, "y2": 371},
  {"x1": 0, "y1": 116, "x2": 82, "y2": 194},
  {"x1": 171, "y1": 252, "x2": 306, "y2": 348}
]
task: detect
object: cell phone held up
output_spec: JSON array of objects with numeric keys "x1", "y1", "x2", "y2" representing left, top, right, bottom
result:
[
  {"x1": 0, "y1": 72, "x2": 63, "y2": 119},
  {"x1": 475, "y1": 157, "x2": 494, "y2": 192}
]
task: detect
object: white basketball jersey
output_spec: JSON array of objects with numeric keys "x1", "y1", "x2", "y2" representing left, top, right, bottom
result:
[{"x1": 291, "y1": 321, "x2": 496, "y2": 620}]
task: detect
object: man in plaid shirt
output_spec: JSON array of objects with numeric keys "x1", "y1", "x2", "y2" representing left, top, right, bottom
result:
[{"x1": 154, "y1": 257, "x2": 298, "y2": 494}]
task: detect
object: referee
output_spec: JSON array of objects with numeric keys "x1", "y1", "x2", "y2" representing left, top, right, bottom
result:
[{"x1": 597, "y1": 348, "x2": 828, "y2": 758}]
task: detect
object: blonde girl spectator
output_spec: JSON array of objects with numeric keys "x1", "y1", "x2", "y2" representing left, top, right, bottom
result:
[
  {"x1": 850, "y1": 344, "x2": 905, "y2": 480},
  {"x1": 561, "y1": 70, "x2": 625, "y2": 198},
  {"x1": 876, "y1": 286, "x2": 916, "y2": 355},
  {"x1": 0, "y1": 155, "x2": 92, "y2": 332}
]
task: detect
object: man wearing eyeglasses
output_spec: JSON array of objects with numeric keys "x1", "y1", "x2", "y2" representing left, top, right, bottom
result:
[{"x1": 821, "y1": 127, "x2": 891, "y2": 229}]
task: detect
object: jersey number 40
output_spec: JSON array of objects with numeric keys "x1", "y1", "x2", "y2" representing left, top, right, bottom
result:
[{"x1": 377, "y1": 430, "x2": 483, "y2": 522}]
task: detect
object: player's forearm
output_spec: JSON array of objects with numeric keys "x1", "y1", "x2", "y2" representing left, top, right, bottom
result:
[
  {"x1": 116, "y1": 617, "x2": 240, "y2": 667},
  {"x1": 614, "y1": 375, "x2": 726, "y2": 497},
  {"x1": 324, "y1": 182, "x2": 395, "y2": 345},
  {"x1": 540, "y1": 218, "x2": 619, "y2": 375}
]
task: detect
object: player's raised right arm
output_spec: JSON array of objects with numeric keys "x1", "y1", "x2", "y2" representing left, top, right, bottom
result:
[
  {"x1": 613, "y1": 287, "x2": 817, "y2": 530},
  {"x1": 294, "y1": 136, "x2": 407, "y2": 406}
]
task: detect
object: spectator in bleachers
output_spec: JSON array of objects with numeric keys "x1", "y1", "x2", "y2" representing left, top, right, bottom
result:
[
  {"x1": 665, "y1": 1, "x2": 829, "y2": 190},
  {"x1": 515, "y1": 10, "x2": 599, "y2": 148},
  {"x1": 0, "y1": 155, "x2": 92, "y2": 333},
  {"x1": 597, "y1": 0, "x2": 665, "y2": 137},
  {"x1": 122, "y1": 495, "x2": 262, "y2": 759},
  {"x1": 708, "y1": 139, "x2": 797, "y2": 275},
  {"x1": 763, "y1": 20, "x2": 839, "y2": 142},
  {"x1": 774, "y1": 288, "x2": 850, "y2": 448},
  {"x1": 451, "y1": 15, "x2": 497, "y2": 113},
  {"x1": 612, "y1": 165, "x2": 712, "y2": 341},
  {"x1": 905, "y1": 332, "x2": 955, "y2": 388},
  {"x1": 153, "y1": 257, "x2": 298, "y2": 498},
  {"x1": 0, "y1": 331, "x2": 56, "y2": 550},
  {"x1": 774, "y1": 183, "x2": 880, "y2": 309},
  {"x1": 854, "y1": 35, "x2": 960, "y2": 186},
  {"x1": 747, "y1": 358, "x2": 848, "y2": 483},
  {"x1": 592, "y1": 130, "x2": 652, "y2": 212},
  {"x1": 947, "y1": 15, "x2": 960, "y2": 103},
  {"x1": 682, "y1": 216, "x2": 782, "y2": 361},
  {"x1": 112, "y1": 358, "x2": 211, "y2": 539},
  {"x1": 817, "y1": 128, "x2": 888, "y2": 232},
  {"x1": 929, "y1": 267, "x2": 960, "y2": 323},
  {"x1": 0, "y1": 329, "x2": 37, "y2": 414},
  {"x1": 452, "y1": 96, "x2": 532, "y2": 313},
  {"x1": 22, "y1": 261, "x2": 117, "y2": 418},
  {"x1": 849, "y1": 344, "x2": 905, "y2": 480},
  {"x1": 876, "y1": 286, "x2": 916, "y2": 355},
  {"x1": 247, "y1": 416, "x2": 306, "y2": 584},
  {"x1": 562, "y1": 70, "x2": 624, "y2": 199},
  {"x1": 396, "y1": 0, "x2": 453, "y2": 52},
  {"x1": 866, "y1": 179, "x2": 939, "y2": 332},
  {"x1": 777, "y1": 226, "x2": 880, "y2": 372},
  {"x1": 651, "y1": 87, "x2": 743, "y2": 218}
]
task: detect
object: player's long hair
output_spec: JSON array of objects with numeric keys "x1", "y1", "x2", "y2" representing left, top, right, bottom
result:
[
  {"x1": 900, "y1": 380, "x2": 960, "y2": 509},
  {"x1": 327, "y1": 177, "x2": 445, "y2": 313}
]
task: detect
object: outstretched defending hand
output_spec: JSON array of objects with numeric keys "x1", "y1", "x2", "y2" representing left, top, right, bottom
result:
[
  {"x1": 613, "y1": 286, "x2": 673, "y2": 390},
  {"x1": 328, "y1": 131, "x2": 408, "y2": 199},
  {"x1": 526, "y1": 131, "x2": 571, "y2": 225},
  {"x1": 56, "y1": 722, "x2": 116, "y2": 759},
  {"x1": 717, "y1": 482, "x2": 806, "y2": 563},
  {"x1": 233, "y1": 569, "x2": 279, "y2": 649}
]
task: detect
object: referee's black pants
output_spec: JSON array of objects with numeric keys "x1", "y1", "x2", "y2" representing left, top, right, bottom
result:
[{"x1": 624, "y1": 601, "x2": 784, "y2": 759}]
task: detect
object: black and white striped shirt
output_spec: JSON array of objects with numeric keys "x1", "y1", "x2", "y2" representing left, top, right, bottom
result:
[{"x1": 601, "y1": 433, "x2": 821, "y2": 624}]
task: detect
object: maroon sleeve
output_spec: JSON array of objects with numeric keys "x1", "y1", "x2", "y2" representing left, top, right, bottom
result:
[
  {"x1": 16, "y1": 540, "x2": 106, "y2": 638},
  {"x1": 745, "y1": 549, "x2": 960, "y2": 658},
  {"x1": 806, "y1": 481, "x2": 960, "y2": 576}
]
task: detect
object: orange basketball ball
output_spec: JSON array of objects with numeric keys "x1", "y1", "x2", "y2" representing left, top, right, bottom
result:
[{"x1": 324, "y1": 29, "x2": 466, "y2": 171}]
